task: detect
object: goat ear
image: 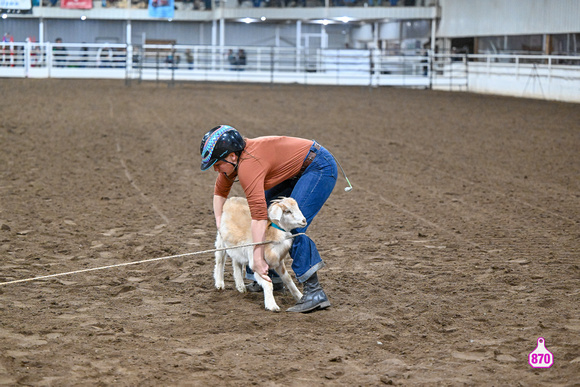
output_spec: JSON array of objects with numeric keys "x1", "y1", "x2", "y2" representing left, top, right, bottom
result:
[{"x1": 269, "y1": 204, "x2": 283, "y2": 223}]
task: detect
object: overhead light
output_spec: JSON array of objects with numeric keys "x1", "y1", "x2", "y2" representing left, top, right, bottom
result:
[
  {"x1": 242, "y1": 17, "x2": 253, "y2": 24},
  {"x1": 1, "y1": 14, "x2": 7, "y2": 19},
  {"x1": 80, "y1": 15, "x2": 87, "y2": 21},
  {"x1": 311, "y1": 19, "x2": 333, "y2": 25},
  {"x1": 337, "y1": 16, "x2": 353, "y2": 23},
  {"x1": 260, "y1": 16, "x2": 266, "y2": 21}
]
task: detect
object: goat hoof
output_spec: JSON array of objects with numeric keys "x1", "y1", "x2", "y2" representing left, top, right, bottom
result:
[
  {"x1": 266, "y1": 305, "x2": 281, "y2": 312},
  {"x1": 236, "y1": 285, "x2": 247, "y2": 293}
]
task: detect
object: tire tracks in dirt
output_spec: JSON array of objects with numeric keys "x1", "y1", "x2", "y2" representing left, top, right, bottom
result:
[
  {"x1": 349, "y1": 131, "x2": 578, "y2": 267},
  {"x1": 108, "y1": 98, "x2": 171, "y2": 226},
  {"x1": 356, "y1": 184, "x2": 483, "y2": 250},
  {"x1": 393, "y1": 146, "x2": 579, "y2": 259},
  {"x1": 396, "y1": 131, "x2": 579, "y2": 223}
]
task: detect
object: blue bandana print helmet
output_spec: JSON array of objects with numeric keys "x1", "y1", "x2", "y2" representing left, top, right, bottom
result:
[{"x1": 200, "y1": 125, "x2": 245, "y2": 171}]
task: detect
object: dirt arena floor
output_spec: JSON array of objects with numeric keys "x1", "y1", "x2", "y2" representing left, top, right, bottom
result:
[{"x1": 0, "y1": 79, "x2": 578, "y2": 386}]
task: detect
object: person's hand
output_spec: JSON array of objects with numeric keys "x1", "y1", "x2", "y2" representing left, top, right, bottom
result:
[
  {"x1": 253, "y1": 255, "x2": 272, "y2": 283},
  {"x1": 250, "y1": 219, "x2": 271, "y2": 282}
]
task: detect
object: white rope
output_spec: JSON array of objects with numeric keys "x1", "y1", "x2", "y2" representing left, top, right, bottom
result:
[{"x1": 0, "y1": 233, "x2": 305, "y2": 286}]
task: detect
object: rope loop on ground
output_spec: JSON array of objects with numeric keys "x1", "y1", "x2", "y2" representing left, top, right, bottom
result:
[{"x1": 0, "y1": 233, "x2": 306, "y2": 286}]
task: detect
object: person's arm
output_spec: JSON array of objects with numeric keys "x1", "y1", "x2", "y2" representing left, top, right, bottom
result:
[
  {"x1": 251, "y1": 219, "x2": 272, "y2": 283},
  {"x1": 213, "y1": 194, "x2": 227, "y2": 229}
]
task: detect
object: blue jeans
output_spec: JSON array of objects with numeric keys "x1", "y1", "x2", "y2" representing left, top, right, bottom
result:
[{"x1": 246, "y1": 142, "x2": 337, "y2": 283}]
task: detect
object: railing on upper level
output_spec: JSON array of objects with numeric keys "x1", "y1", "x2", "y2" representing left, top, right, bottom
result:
[{"x1": 29, "y1": 0, "x2": 433, "y2": 11}]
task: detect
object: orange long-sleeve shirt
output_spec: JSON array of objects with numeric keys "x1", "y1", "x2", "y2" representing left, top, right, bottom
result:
[{"x1": 214, "y1": 136, "x2": 313, "y2": 220}]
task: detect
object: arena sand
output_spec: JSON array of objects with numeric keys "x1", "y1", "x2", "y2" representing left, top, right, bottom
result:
[{"x1": 0, "y1": 79, "x2": 579, "y2": 386}]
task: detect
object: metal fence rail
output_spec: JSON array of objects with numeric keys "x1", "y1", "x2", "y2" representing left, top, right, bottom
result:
[
  {"x1": 0, "y1": 42, "x2": 441, "y2": 87},
  {"x1": 1, "y1": 41, "x2": 579, "y2": 101}
]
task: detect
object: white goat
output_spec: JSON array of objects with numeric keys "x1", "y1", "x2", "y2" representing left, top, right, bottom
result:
[{"x1": 214, "y1": 197, "x2": 306, "y2": 312}]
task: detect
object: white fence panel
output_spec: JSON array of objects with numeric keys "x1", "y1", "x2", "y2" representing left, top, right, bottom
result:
[
  {"x1": 459, "y1": 54, "x2": 580, "y2": 102},
  {"x1": 1, "y1": 42, "x2": 579, "y2": 103}
]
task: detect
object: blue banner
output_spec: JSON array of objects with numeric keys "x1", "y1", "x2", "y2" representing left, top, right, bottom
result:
[{"x1": 148, "y1": 0, "x2": 174, "y2": 19}]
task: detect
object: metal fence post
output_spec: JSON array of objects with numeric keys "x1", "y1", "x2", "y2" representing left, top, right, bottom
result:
[
  {"x1": 25, "y1": 40, "x2": 31, "y2": 78},
  {"x1": 169, "y1": 44, "x2": 175, "y2": 88},
  {"x1": 125, "y1": 43, "x2": 132, "y2": 86},
  {"x1": 270, "y1": 46, "x2": 274, "y2": 86}
]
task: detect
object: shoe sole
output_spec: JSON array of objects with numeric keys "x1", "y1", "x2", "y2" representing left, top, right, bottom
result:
[
  {"x1": 287, "y1": 300, "x2": 331, "y2": 313},
  {"x1": 315, "y1": 300, "x2": 331, "y2": 310}
]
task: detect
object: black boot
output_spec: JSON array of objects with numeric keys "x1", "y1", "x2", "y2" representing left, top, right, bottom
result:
[{"x1": 286, "y1": 273, "x2": 330, "y2": 313}]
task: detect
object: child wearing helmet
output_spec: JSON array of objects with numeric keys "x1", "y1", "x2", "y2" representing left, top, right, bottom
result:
[{"x1": 200, "y1": 125, "x2": 338, "y2": 313}]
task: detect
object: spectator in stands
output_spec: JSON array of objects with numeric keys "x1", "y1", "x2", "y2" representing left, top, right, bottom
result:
[
  {"x1": 80, "y1": 44, "x2": 89, "y2": 68},
  {"x1": 227, "y1": 49, "x2": 237, "y2": 70},
  {"x1": 421, "y1": 50, "x2": 428, "y2": 76},
  {"x1": 165, "y1": 51, "x2": 180, "y2": 69},
  {"x1": 237, "y1": 49, "x2": 246, "y2": 70},
  {"x1": 287, "y1": 0, "x2": 306, "y2": 6},
  {"x1": 132, "y1": 47, "x2": 142, "y2": 68},
  {"x1": 185, "y1": 49, "x2": 194, "y2": 70},
  {"x1": 2, "y1": 33, "x2": 15, "y2": 67},
  {"x1": 53, "y1": 38, "x2": 67, "y2": 67}
]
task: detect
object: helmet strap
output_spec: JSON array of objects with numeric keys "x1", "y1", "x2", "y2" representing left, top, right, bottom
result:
[
  {"x1": 221, "y1": 157, "x2": 240, "y2": 183},
  {"x1": 222, "y1": 151, "x2": 241, "y2": 170},
  {"x1": 222, "y1": 170, "x2": 239, "y2": 183},
  {"x1": 222, "y1": 159, "x2": 238, "y2": 169}
]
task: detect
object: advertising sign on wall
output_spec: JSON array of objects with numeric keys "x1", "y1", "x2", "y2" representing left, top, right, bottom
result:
[
  {"x1": 61, "y1": 0, "x2": 93, "y2": 9},
  {"x1": 148, "y1": 0, "x2": 174, "y2": 19},
  {"x1": 0, "y1": 0, "x2": 32, "y2": 14}
]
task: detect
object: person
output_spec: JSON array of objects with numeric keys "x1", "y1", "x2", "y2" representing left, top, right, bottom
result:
[
  {"x1": 166, "y1": 51, "x2": 180, "y2": 70},
  {"x1": 2, "y1": 33, "x2": 15, "y2": 67},
  {"x1": 132, "y1": 46, "x2": 142, "y2": 68},
  {"x1": 165, "y1": 53, "x2": 174, "y2": 68},
  {"x1": 237, "y1": 49, "x2": 246, "y2": 70},
  {"x1": 80, "y1": 44, "x2": 89, "y2": 68},
  {"x1": 200, "y1": 125, "x2": 338, "y2": 313},
  {"x1": 227, "y1": 49, "x2": 237, "y2": 70},
  {"x1": 53, "y1": 38, "x2": 67, "y2": 67},
  {"x1": 185, "y1": 49, "x2": 194, "y2": 70}
]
